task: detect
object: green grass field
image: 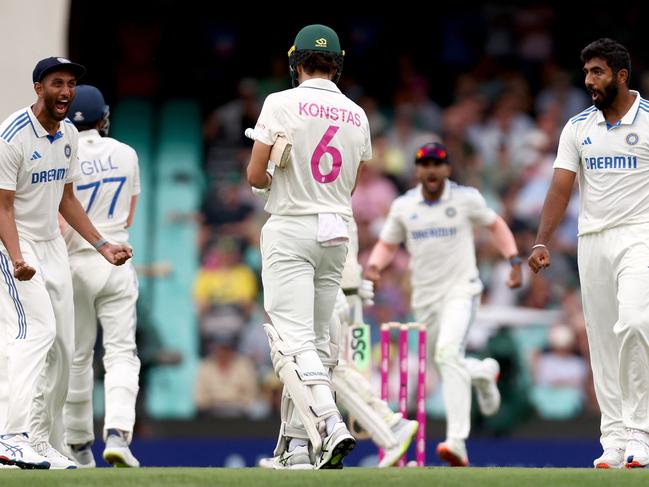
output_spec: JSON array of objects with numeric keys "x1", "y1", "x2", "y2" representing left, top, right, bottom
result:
[{"x1": 1, "y1": 467, "x2": 649, "y2": 487}]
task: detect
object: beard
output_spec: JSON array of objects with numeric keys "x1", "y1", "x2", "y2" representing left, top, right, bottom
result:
[
  {"x1": 43, "y1": 93, "x2": 68, "y2": 122},
  {"x1": 592, "y1": 82, "x2": 618, "y2": 110}
]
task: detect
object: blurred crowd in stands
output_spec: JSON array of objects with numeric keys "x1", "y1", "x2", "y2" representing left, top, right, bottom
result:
[
  {"x1": 72, "y1": 4, "x2": 649, "y2": 430},
  {"x1": 191, "y1": 28, "x2": 601, "y2": 432}
]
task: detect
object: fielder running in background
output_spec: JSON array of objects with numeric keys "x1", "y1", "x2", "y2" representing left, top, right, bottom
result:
[
  {"x1": 259, "y1": 217, "x2": 419, "y2": 468},
  {"x1": 0, "y1": 57, "x2": 132, "y2": 469},
  {"x1": 246, "y1": 24, "x2": 371, "y2": 469},
  {"x1": 61, "y1": 85, "x2": 141, "y2": 468},
  {"x1": 365, "y1": 142, "x2": 522, "y2": 467},
  {"x1": 528, "y1": 38, "x2": 649, "y2": 469}
]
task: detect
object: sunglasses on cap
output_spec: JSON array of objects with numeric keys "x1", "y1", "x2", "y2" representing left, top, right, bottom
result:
[{"x1": 415, "y1": 143, "x2": 449, "y2": 165}]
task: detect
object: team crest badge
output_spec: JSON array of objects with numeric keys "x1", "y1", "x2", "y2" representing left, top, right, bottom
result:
[
  {"x1": 64, "y1": 144, "x2": 71, "y2": 158},
  {"x1": 445, "y1": 207, "x2": 456, "y2": 218},
  {"x1": 626, "y1": 133, "x2": 639, "y2": 145}
]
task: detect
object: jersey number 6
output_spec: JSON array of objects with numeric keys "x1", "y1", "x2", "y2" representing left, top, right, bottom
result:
[{"x1": 311, "y1": 125, "x2": 342, "y2": 184}]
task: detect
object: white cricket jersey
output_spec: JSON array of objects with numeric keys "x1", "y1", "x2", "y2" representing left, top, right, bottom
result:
[
  {"x1": 64, "y1": 129, "x2": 140, "y2": 253},
  {"x1": 254, "y1": 78, "x2": 372, "y2": 218},
  {"x1": 0, "y1": 107, "x2": 80, "y2": 241},
  {"x1": 555, "y1": 90, "x2": 649, "y2": 235},
  {"x1": 380, "y1": 180, "x2": 497, "y2": 309}
]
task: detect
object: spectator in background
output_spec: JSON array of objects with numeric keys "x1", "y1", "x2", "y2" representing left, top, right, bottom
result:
[
  {"x1": 351, "y1": 148, "x2": 398, "y2": 227},
  {"x1": 194, "y1": 237, "x2": 257, "y2": 312},
  {"x1": 193, "y1": 237, "x2": 258, "y2": 339},
  {"x1": 194, "y1": 333, "x2": 259, "y2": 417},
  {"x1": 530, "y1": 323, "x2": 588, "y2": 420},
  {"x1": 198, "y1": 173, "x2": 256, "y2": 255},
  {"x1": 532, "y1": 324, "x2": 587, "y2": 390}
]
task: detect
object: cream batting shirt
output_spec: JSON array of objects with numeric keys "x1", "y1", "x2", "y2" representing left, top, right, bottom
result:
[
  {"x1": 0, "y1": 107, "x2": 81, "y2": 241},
  {"x1": 380, "y1": 180, "x2": 497, "y2": 309},
  {"x1": 555, "y1": 91, "x2": 649, "y2": 235},
  {"x1": 254, "y1": 78, "x2": 372, "y2": 218},
  {"x1": 64, "y1": 129, "x2": 140, "y2": 253}
]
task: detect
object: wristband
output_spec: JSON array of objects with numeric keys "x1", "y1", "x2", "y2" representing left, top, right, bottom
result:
[
  {"x1": 93, "y1": 238, "x2": 108, "y2": 250},
  {"x1": 532, "y1": 244, "x2": 547, "y2": 250},
  {"x1": 509, "y1": 255, "x2": 522, "y2": 266}
]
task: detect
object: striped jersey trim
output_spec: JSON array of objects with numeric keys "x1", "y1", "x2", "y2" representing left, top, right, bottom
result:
[{"x1": 0, "y1": 252, "x2": 27, "y2": 340}]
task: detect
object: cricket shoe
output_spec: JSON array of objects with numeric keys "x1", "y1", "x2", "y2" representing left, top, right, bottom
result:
[
  {"x1": 593, "y1": 447, "x2": 624, "y2": 469},
  {"x1": 264, "y1": 445, "x2": 313, "y2": 470},
  {"x1": 625, "y1": 429, "x2": 649, "y2": 468},
  {"x1": 315, "y1": 422, "x2": 355, "y2": 469},
  {"x1": 379, "y1": 414, "x2": 419, "y2": 468},
  {"x1": 436, "y1": 438, "x2": 469, "y2": 467},
  {"x1": 0, "y1": 434, "x2": 50, "y2": 469},
  {"x1": 32, "y1": 441, "x2": 76, "y2": 469},
  {"x1": 69, "y1": 441, "x2": 96, "y2": 468},
  {"x1": 103, "y1": 429, "x2": 140, "y2": 467},
  {"x1": 473, "y1": 358, "x2": 501, "y2": 416}
]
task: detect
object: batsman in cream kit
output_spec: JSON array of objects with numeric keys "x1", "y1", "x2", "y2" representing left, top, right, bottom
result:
[{"x1": 246, "y1": 24, "x2": 372, "y2": 469}]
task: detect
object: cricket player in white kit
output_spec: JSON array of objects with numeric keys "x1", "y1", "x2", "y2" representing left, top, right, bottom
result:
[
  {"x1": 366, "y1": 142, "x2": 522, "y2": 467},
  {"x1": 61, "y1": 85, "x2": 141, "y2": 468},
  {"x1": 0, "y1": 57, "x2": 132, "y2": 470},
  {"x1": 246, "y1": 24, "x2": 371, "y2": 469},
  {"x1": 529, "y1": 38, "x2": 649, "y2": 469},
  {"x1": 258, "y1": 217, "x2": 419, "y2": 468}
]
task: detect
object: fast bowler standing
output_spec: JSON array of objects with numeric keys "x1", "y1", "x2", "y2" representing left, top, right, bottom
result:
[{"x1": 529, "y1": 38, "x2": 649, "y2": 469}]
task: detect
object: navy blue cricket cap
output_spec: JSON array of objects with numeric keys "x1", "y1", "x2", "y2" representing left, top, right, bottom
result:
[
  {"x1": 69, "y1": 85, "x2": 107, "y2": 125},
  {"x1": 32, "y1": 56, "x2": 86, "y2": 83},
  {"x1": 415, "y1": 142, "x2": 450, "y2": 165}
]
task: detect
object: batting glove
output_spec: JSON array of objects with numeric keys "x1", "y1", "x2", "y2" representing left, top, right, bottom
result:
[{"x1": 358, "y1": 279, "x2": 375, "y2": 306}]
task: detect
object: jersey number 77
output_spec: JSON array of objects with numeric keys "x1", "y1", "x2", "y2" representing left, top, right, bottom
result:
[{"x1": 76, "y1": 177, "x2": 126, "y2": 218}]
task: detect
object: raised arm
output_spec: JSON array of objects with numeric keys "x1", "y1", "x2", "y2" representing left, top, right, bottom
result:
[
  {"x1": 486, "y1": 215, "x2": 522, "y2": 288},
  {"x1": 365, "y1": 240, "x2": 400, "y2": 284}
]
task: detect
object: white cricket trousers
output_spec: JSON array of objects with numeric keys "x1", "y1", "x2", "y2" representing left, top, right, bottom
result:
[
  {"x1": 415, "y1": 292, "x2": 480, "y2": 441},
  {"x1": 578, "y1": 223, "x2": 649, "y2": 450},
  {"x1": 261, "y1": 215, "x2": 347, "y2": 421},
  {"x1": 0, "y1": 237, "x2": 73, "y2": 450},
  {"x1": 64, "y1": 249, "x2": 140, "y2": 445}
]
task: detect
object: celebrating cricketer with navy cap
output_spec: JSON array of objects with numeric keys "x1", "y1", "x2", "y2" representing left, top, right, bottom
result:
[{"x1": 32, "y1": 56, "x2": 86, "y2": 84}]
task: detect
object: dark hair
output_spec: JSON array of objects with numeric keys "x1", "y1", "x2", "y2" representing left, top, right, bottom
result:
[
  {"x1": 580, "y1": 38, "x2": 631, "y2": 85},
  {"x1": 73, "y1": 122, "x2": 96, "y2": 132},
  {"x1": 295, "y1": 51, "x2": 340, "y2": 76}
]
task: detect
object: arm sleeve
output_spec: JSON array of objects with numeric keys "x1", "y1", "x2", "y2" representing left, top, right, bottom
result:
[
  {"x1": 467, "y1": 188, "x2": 498, "y2": 226},
  {"x1": 131, "y1": 147, "x2": 141, "y2": 196},
  {"x1": 65, "y1": 137, "x2": 81, "y2": 183},
  {"x1": 0, "y1": 140, "x2": 21, "y2": 191},
  {"x1": 253, "y1": 94, "x2": 281, "y2": 146},
  {"x1": 553, "y1": 122, "x2": 579, "y2": 173},
  {"x1": 379, "y1": 200, "x2": 406, "y2": 245}
]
